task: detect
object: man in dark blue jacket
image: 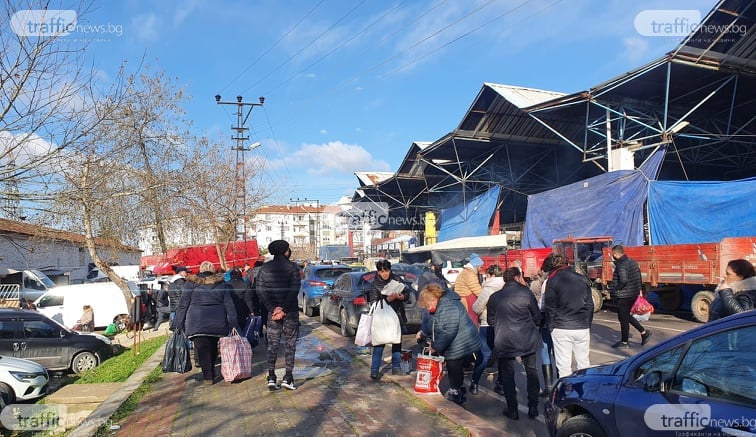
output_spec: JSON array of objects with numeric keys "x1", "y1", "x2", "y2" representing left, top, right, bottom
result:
[
  {"x1": 256, "y1": 240, "x2": 301, "y2": 391},
  {"x1": 609, "y1": 245, "x2": 651, "y2": 348},
  {"x1": 488, "y1": 267, "x2": 542, "y2": 420}
]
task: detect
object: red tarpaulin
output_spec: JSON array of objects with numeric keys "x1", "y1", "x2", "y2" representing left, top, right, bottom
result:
[{"x1": 145, "y1": 240, "x2": 260, "y2": 275}]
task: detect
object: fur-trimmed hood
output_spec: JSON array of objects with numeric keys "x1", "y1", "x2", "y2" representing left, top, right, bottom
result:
[
  {"x1": 728, "y1": 276, "x2": 756, "y2": 294},
  {"x1": 186, "y1": 272, "x2": 225, "y2": 286}
]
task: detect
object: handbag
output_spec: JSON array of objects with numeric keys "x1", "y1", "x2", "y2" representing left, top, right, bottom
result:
[
  {"x1": 631, "y1": 292, "x2": 654, "y2": 315},
  {"x1": 354, "y1": 302, "x2": 375, "y2": 346},
  {"x1": 162, "y1": 329, "x2": 192, "y2": 374},
  {"x1": 243, "y1": 315, "x2": 262, "y2": 348},
  {"x1": 220, "y1": 331, "x2": 253, "y2": 382},
  {"x1": 413, "y1": 347, "x2": 444, "y2": 394},
  {"x1": 370, "y1": 299, "x2": 401, "y2": 345}
]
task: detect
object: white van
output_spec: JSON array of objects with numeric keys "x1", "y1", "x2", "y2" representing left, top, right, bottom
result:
[{"x1": 33, "y1": 282, "x2": 139, "y2": 329}]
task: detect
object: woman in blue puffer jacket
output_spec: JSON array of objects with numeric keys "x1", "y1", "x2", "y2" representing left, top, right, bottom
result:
[{"x1": 417, "y1": 283, "x2": 481, "y2": 405}]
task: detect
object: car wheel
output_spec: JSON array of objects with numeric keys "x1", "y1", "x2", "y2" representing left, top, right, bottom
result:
[
  {"x1": 556, "y1": 414, "x2": 607, "y2": 437},
  {"x1": 300, "y1": 293, "x2": 306, "y2": 312},
  {"x1": 340, "y1": 308, "x2": 355, "y2": 337},
  {"x1": 304, "y1": 299, "x2": 315, "y2": 317},
  {"x1": 691, "y1": 290, "x2": 715, "y2": 323},
  {"x1": 319, "y1": 302, "x2": 328, "y2": 324},
  {"x1": 0, "y1": 383, "x2": 15, "y2": 411},
  {"x1": 72, "y1": 351, "x2": 98, "y2": 374}
]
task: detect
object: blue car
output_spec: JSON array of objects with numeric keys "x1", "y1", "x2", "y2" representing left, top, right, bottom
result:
[
  {"x1": 298, "y1": 264, "x2": 352, "y2": 317},
  {"x1": 545, "y1": 311, "x2": 756, "y2": 437}
]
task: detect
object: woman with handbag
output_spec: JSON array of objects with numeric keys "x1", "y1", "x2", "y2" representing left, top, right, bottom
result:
[
  {"x1": 174, "y1": 261, "x2": 240, "y2": 385},
  {"x1": 368, "y1": 259, "x2": 408, "y2": 380},
  {"x1": 417, "y1": 283, "x2": 482, "y2": 405}
]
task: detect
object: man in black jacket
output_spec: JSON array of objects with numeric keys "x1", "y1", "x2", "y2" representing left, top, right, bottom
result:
[
  {"x1": 543, "y1": 254, "x2": 593, "y2": 379},
  {"x1": 488, "y1": 267, "x2": 542, "y2": 420},
  {"x1": 256, "y1": 240, "x2": 301, "y2": 391},
  {"x1": 609, "y1": 245, "x2": 651, "y2": 348}
]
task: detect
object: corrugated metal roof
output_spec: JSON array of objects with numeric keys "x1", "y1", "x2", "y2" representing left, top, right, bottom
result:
[
  {"x1": 484, "y1": 83, "x2": 566, "y2": 109},
  {"x1": 0, "y1": 218, "x2": 140, "y2": 251},
  {"x1": 354, "y1": 172, "x2": 394, "y2": 186}
]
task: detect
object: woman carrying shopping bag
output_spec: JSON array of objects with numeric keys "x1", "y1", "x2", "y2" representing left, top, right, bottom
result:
[
  {"x1": 174, "y1": 261, "x2": 240, "y2": 385},
  {"x1": 416, "y1": 283, "x2": 482, "y2": 405},
  {"x1": 368, "y1": 259, "x2": 409, "y2": 380}
]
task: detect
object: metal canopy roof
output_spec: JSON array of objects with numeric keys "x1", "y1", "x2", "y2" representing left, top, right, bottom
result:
[{"x1": 354, "y1": 0, "x2": 756, "y2": 231}]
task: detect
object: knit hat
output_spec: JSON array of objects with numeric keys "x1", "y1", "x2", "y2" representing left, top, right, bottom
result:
[{"x1": 268, "y1": 239, "x2": 290, "y2": 256}]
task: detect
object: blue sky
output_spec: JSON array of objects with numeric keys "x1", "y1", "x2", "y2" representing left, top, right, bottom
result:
[{"x1": 70, "y1": 0, "x2": 715, "y2": 204}]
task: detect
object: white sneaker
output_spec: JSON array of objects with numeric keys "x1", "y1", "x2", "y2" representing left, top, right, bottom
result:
[{"x1": 280, "y1": 377, "x2": 296, "y2": 390}]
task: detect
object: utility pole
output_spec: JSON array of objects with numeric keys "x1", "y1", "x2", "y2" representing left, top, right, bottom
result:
[
  {"x1": 214, "y1": 95, "x2": 264, "y2": 254},
  {"x1": 290, "y1": 197, "x2": 320, "y2": 257}
]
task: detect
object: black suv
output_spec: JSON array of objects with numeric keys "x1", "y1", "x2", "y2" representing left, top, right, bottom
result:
[{"x1": 0, "y1": 309, "x2": 112, "y2": 374}]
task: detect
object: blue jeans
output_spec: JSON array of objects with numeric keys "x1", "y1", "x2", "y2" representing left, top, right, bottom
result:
[
  {"x1": 371, "y1": 343, "x2": 402, "y2": 373},
  {"x1": 471, "y1": 326, "x2": 492, "y2": 384},
  {"x1": 540, "y1": 326, "x2": 554, "y2": 365}
]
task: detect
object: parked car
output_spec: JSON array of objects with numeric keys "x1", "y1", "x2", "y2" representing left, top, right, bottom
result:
[
  {"x1": 0, "y1": 309, "x2": 113, "y2": 374},
  {"x1": 298, "y1": 264, "x2": 352, "y2": 317},
  {"x1": 441, "y1": 260, "x2": 465, "y2": 285},
  {"x1": 545, "y1": 310, "x2": 756, "y2": 437},
  {"x1": 34, "y1": 281, "x2": 139, "y2": 329},
  {"x1": 319, "y1": 268, "x2": 423, "y2": 337},
  {"x1": 0, "y1": 355, "x2": 48, "y2": 409}
]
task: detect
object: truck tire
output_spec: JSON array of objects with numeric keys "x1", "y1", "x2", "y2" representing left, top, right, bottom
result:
[
  {"x1": 658, "y1": 290, "x2": 682, "y2": 312},
  {"x1": 691, "y1": 290, "x2": 715, "y2": 323},
  {"x1": 591, "y1": 288, "x2": 603, "y2": 312}
]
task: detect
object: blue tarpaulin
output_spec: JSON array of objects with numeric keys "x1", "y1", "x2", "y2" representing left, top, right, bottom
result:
[
  {"x1": 437, "y1": 186, "x2": 501, "y2": 241},
  {"x1": 521, "y1": 170, "x2": 649, "y2": 248},
  {"x1": 648, "y1": 177, "x2": 756, "y2": 244}
]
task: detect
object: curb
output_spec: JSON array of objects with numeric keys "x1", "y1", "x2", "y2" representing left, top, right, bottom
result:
[{"x1": 68, "y1": 338, "x2": 167, "y2": 437}]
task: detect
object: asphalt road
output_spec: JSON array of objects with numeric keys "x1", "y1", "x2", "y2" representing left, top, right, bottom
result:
[{"x1": 308, "y1": 306, "x2": 703, "y2": 436}]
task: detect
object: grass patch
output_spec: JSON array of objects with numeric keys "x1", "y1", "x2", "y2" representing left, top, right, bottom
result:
[{"x1": 74, "y1": 335, "x2": 168, "y2": 384}]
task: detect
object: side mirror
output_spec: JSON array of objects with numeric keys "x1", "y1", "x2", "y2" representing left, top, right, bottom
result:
[
  {"x1": 60, "y1": 330, "x2": 67, "y2": 338},
  {"x1": 643, "y1": 371, "x2": 666, "y2": 392}
]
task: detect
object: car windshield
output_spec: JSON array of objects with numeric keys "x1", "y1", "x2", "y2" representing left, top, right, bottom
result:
[{"x1": 315, "y1": 268, "x2": 351, "y2": 279}]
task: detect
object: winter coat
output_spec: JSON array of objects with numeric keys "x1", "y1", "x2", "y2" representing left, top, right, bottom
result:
[
  {"x1": 487, "y1": 281, "x2": 542, "y2": 358},
  {"x1": 79, "y1": 308, "x2": 94, "y2": 332},
  {"x1": 256, "y1": 256, "x2": 301, "y2": 314},
  {"x1": 167, "y1": 276, "x2": 185, "y2": 312},
  {"x1": 610, "y1": 254, "x2": 642, "y2": 300},
  {"x1": 228, "y1": 278, "x2": 252, "y2": 328},
  {"x1": 369, "y1": 271, "x2": 409, "y2": 326},
  {"x1": 544, "y1": 266, "x2": 594, "y2": 331},
  {"x1": 422, "y1": 291, "x2": 481, "y2": 360},
  {"x1": 173, "y1": 272, "x2": 240, "y2": 339},
  {"x1": 709, "y1": 276, "x2": 756, "y2": 322},
  {"x1": 472, "y1": 276, "x2": 504, "y2": 327}
]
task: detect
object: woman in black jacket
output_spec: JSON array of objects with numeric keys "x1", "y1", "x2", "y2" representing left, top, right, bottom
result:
[
  {"x1": 368, "y1": 259, "x2": 408, "y2": 380},
  {"x1": 174, "y1": 261, "x2": 240, "y2": 385},
  {"x1": 709, "y1": 259, "x2": 756, "y2": 322}
]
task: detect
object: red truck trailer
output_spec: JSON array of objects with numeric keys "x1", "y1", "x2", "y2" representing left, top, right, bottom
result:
[
  {"x1": 600, "y1": 236, "x2": 756, "y2": 323},
  {"x1": 143, "y1": 240, "x2": 260, "y2": 275}
]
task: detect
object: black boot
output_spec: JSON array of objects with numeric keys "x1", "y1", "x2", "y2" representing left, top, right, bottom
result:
[
  {"x1": 540, "y1": 364, "x2": 554, "y2": 397},
  {"x1": 503, "y1": 397, "x2": 519, "y2": 420}
]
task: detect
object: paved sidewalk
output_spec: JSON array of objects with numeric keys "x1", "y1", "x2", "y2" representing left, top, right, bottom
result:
[{"x1": 110, "y1": 318, "x2": 539, "y2": 436}]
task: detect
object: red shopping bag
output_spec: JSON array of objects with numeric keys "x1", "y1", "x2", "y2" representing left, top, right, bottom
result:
[
  {"x1": 631, "y1": 292, "x2": 654, "y2": 315},
  {"x1": 220, "y1": 334, "x2": 252, "y2": 382},
  {"x1": 413, "y1": 348, "x2": 444, "y2": 394}
]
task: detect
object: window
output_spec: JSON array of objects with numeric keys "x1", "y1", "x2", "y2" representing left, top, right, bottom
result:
[
  {"x1": 632, "y1": 345, "x2": 685, "y2": 383},
  {"x1": 0, "y1": 319, "x2": 20, "y2": 339},
  {"x1": 22, "y1": 319, "x2": 59, "y2": 339},
  {"x1": 36, "y1": 293, "x2": 64, "y2": 307},
  {"x1": 672, "y1": 325, "x2": 756, "y2": 405}
]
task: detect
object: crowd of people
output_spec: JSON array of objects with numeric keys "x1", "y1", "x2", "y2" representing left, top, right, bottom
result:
[{"x1": 150, "y1": 241, "x2": 756, "y2": 416}]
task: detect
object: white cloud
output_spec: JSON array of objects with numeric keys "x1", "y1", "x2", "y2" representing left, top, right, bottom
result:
[
  {"x1": 621, "y1": 37, "x2": 650, "y2": 62},
  {"x1": 173, "y1": 0, "x2": 201, "y2": 27},
  {"x1": 132, "y1": 13, "x2": 159, "y2": 42},
  {"x1": 268, "y1": 141, "x2": 390, "y2": 176},
  {"x1": 319, "y1": 129, "x2": 328, "y2": 134},
  {"x1": 0, "y1": 131, "x2": 57, "y2": 167}
]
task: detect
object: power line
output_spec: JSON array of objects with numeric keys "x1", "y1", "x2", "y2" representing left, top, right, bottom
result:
[
  {"x1": 218, "y1": 0, "x2": 327, "y2": 94},
  {"x1": 240, "y1": 0, "x2": 370, "y2": 96}
]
